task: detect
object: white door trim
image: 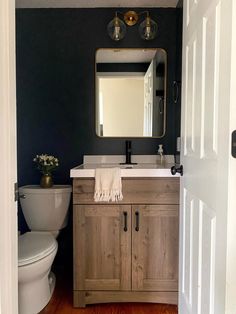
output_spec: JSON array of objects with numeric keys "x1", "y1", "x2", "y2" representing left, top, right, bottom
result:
[{"x1": 0, "y1": 0, "x2": 18, "y2": 312}]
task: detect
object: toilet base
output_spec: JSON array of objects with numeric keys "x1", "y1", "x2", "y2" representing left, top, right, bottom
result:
[
  {"x1": 18, "y1": 246, "x2": 57, "y2": 314},
  {"x1": 19, "y1": 270, "x2": 56, "y2": 314},
  {"x1": 48, "y1": 271, "x2": 56, "y2": 297}
]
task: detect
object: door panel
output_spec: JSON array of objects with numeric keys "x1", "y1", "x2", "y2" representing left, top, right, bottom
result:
[
  {"x1": 132, "y1": 205, "x2": 179, "y2": 291},
  {"x1": 201, "y1": 5, "x2": 220, "y2": 159},
  {"x1": 74, "y1": 205, "x2": 131, "y2": 291},
  {"x1": 184, "y1": 36, "x2": 197, "y2": 156},
  {"x1": 181, "y1": 190, "x2": 216, "y2": 313},
  {"x1": 200, "y1": 201, "x2": 216, "y2": 314}
]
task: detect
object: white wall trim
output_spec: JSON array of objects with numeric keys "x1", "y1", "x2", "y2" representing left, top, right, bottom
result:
[{"x1": 0, "y1": 0, "x2": 18, "y2": 312}]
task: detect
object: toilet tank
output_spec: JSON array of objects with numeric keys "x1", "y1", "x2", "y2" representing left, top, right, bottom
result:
[{"x1": 19, "y1": 185, "x2": 72, "y2": 232}]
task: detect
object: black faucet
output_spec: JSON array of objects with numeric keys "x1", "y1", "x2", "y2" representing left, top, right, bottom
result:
[
  {"x1": 119, "y1": 140, "x2": 137, "y2": 165},
  {"x1": 126, "y1": 140, "x2": 132, "y2": 164},
  {"x1": 120, "y1": 141, "x2": 137, "y2": 165}
]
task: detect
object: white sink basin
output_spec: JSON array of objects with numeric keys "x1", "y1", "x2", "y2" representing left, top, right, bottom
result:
[{"x1": 80, "y1": 163, "x2": 166, "y2": 169}]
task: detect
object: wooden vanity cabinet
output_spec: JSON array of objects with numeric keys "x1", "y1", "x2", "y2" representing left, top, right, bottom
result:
[{"x1": 73, "y1": 178, "x2": 179, "y2": 307}]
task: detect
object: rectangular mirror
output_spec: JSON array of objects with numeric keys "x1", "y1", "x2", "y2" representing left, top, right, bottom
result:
[{"x1": 95, "y1": 48, "x2": 167, "y2": 138}]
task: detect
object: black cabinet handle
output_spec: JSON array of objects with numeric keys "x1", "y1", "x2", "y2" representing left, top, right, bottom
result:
[
  {"x1": 123, "y1": 211, "x2": 128, "y2": 232},
  {"x1": 159, "y1": 97, "x2": 164, "y2": 114},
  {"x1": 173, "y1": 80, "x2": 180, "y2": 104},
  {"x1": 135, "y1": 211, "x2": 139, "y2": 232}
]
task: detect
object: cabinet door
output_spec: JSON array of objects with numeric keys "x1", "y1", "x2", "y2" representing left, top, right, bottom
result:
[
  {"x1": 132, "y1": 205, "x2": 178, "y2": 291},
  {"x1": 74, "y1": 205, "x2": 131, "y2": 291}
]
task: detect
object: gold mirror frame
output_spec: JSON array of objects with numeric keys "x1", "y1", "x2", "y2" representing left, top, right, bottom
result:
[{"x1": 95, "y1": 48, "x2": 167, "y2": 138}]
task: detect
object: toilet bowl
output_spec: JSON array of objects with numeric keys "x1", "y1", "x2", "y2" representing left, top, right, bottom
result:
[{"x1": 18, "y1": 232, "x2": 58, "y2": 314}]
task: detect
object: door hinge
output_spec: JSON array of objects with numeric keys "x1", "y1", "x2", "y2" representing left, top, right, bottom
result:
[{"x1": 14, "y1": 182, "x2": 18, "y2": 202}]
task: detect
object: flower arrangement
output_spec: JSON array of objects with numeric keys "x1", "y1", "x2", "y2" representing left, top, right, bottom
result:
[{"x1": 33, "y1": 154, "x2": 59, "y2": 175}]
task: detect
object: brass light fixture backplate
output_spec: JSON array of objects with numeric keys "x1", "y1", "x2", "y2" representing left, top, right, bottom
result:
[{"x1": 124, "y1": 11, "x2": 139, "y2": 26}]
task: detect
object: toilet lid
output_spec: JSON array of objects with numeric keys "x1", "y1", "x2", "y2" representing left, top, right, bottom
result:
[
  {"x1": 19, "y1": 185, "x2": 72, "y2": 194},
  {"x1": 18, "y1": 232, "x2": 58, "y2": 266}
]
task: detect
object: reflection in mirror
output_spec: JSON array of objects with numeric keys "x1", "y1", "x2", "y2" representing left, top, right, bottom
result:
[{"x1": 96, "y1": 48, "x2": 166, "y2": 138}]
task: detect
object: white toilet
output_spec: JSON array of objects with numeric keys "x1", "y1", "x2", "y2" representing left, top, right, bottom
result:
[{"x1": 18, "y1": 185, "x2": 72, "y2": 314}]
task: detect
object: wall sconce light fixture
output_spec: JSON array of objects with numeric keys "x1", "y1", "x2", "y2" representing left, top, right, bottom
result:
[{"x1": 107, "y1": 10, "x2": 157, "y2": 41}]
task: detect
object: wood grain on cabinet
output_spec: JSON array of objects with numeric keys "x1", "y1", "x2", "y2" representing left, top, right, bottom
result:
[
  {"x1": 73, "y1": 178, "x2": 179, "y2": 205},
  {"x1": 73, "y1": 205, "x2": 131, "y2": 291},
  {"x1": 132, "y1": 205, "x2": 179, "y2": 291}
]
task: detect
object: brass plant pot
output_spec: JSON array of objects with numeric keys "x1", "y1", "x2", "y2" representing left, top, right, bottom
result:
[{"x1": 40, "y1": 174, "x2": 53, "y2": 188}]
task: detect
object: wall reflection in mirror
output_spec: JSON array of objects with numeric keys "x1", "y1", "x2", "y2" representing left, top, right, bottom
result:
[{"x1": 95, "y1": 48, "x2": 166, "y2": 138}]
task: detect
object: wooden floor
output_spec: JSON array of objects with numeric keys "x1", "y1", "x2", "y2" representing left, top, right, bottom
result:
[{"x1": 40, "y1": 270, "x2": 178, "y2": 314}]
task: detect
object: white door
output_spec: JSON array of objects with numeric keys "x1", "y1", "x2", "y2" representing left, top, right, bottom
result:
[
  {"x1": 0, "y1": 0, "x2": 18, "y2": 313},
  {"x1": 180, "y1": 0, "x2": 235, "y2": 313}
]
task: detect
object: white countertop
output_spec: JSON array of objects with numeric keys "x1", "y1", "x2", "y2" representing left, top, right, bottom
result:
[{"x1": 70, "y1": 155, "x2": 180, "y2": 178}]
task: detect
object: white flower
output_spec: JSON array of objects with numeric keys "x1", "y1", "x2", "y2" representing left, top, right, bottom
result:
[{"x1": 33, "y1": 153, "x2": 59, "y2": 175}]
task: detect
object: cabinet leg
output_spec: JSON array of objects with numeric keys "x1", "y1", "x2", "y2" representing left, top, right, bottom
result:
[{"x1": 73, "y1": 291, "x2": 86, "y2": 308}]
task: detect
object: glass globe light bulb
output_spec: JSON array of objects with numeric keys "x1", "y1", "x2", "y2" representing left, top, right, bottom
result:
[
  {"x1": 139, "y1": 15, "x2": 157, "y2": 41},
  {"x1": 107, "y1": 16, "x2": 127, "y2": 41}
]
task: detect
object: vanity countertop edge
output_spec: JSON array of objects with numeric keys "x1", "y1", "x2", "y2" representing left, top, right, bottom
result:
[
  {"x1": 70, "y1": 155, "x2": 180, "y2": 178},
  {"x1": 70, "y1": 166, "x2": 179, "y2": 178}
]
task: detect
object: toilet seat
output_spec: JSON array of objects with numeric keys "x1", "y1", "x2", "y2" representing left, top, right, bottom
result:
[{"x1": 18, "y1": 232, "x2": 58, "y2": 266}]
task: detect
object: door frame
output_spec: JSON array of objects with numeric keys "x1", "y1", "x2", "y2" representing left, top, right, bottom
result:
[{"x1": 0, "y1": 0, "x2": 18, "y2": 313}]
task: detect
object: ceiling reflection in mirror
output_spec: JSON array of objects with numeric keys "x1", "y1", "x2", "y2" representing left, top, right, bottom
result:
[{"x1": 96, "y1": 48, "x2": 166, "y2": 138}]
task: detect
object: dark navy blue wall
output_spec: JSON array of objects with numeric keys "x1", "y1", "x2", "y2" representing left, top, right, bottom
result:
[{"x1": 16, "y1": 8, "x2": 181, "y2": 231}]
